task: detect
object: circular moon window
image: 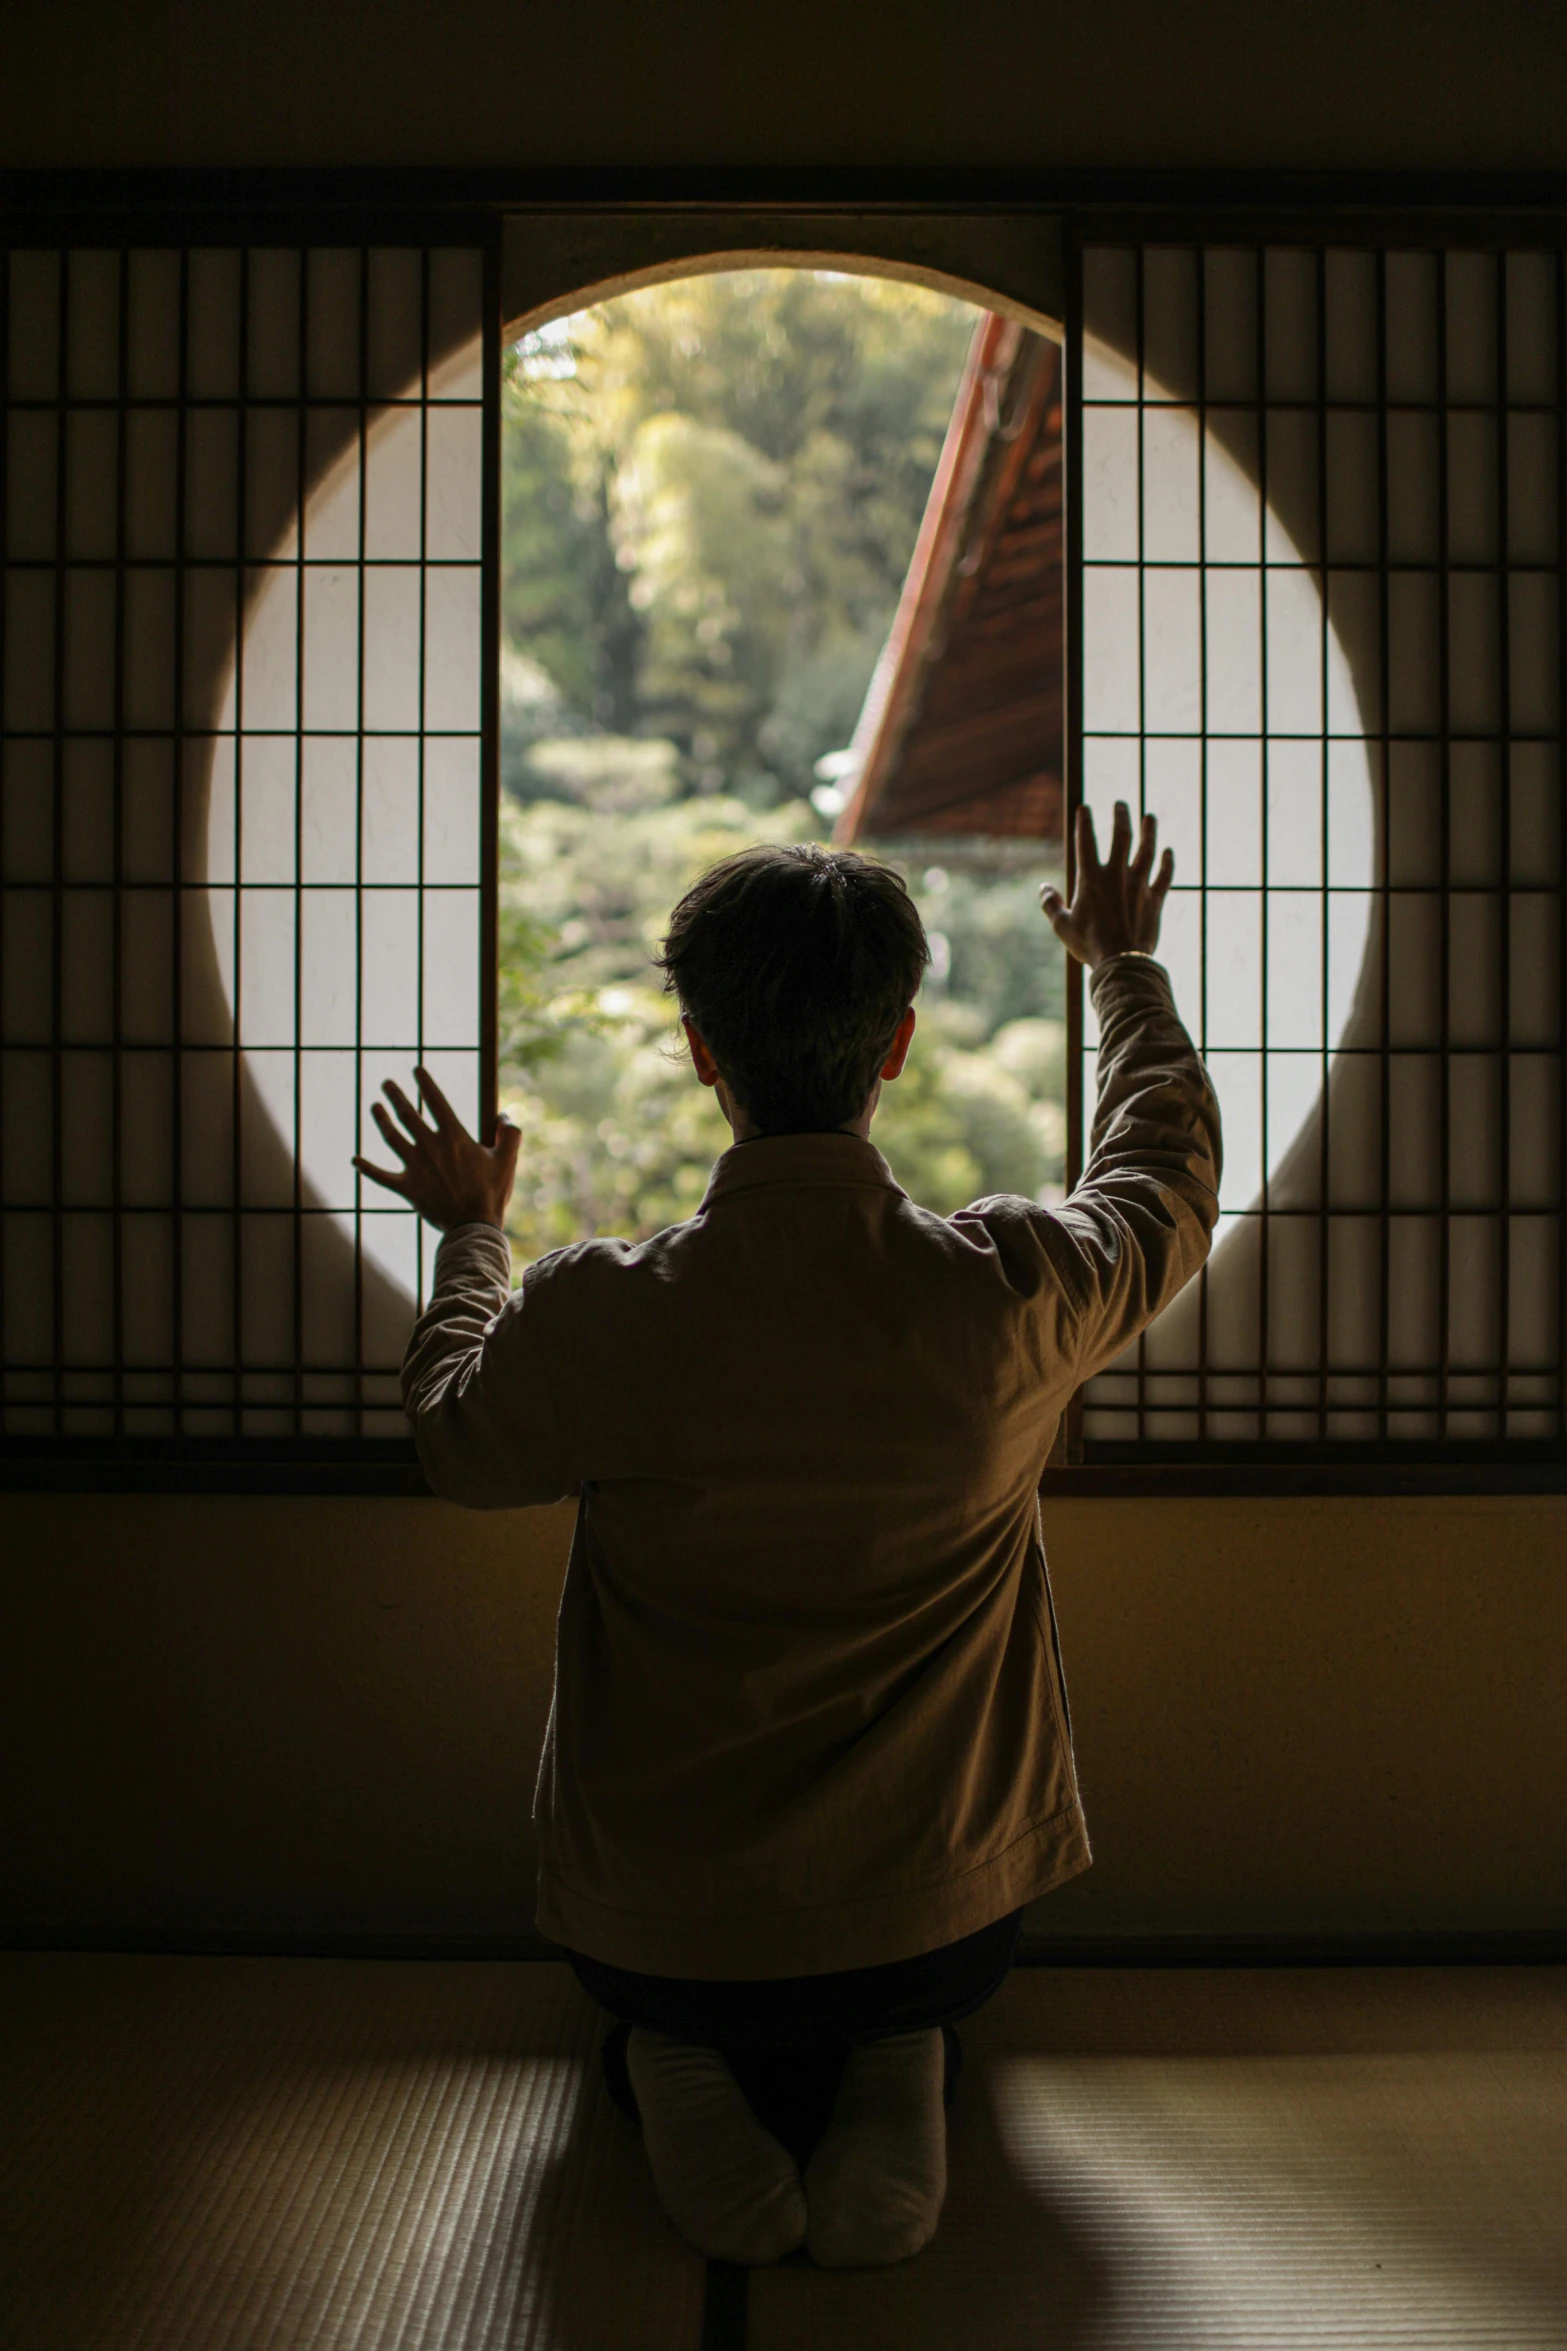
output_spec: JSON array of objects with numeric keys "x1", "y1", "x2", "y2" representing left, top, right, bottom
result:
[{"x1": 203, "y1": 261, "x2": 1380, "y2": 1445}]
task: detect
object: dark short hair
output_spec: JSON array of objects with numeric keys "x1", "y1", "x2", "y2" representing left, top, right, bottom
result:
[{"x1": 658, "y1": 844, "x2": 929, "y2": 1135}]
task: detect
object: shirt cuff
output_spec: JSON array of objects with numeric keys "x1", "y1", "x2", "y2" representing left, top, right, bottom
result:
[
  {"x1": 433, "y1": 1221, "x2": 513, "y2": 1279},
  {"x1": 1089, "y1": 950, "x2": 1169, "y2": 994}
]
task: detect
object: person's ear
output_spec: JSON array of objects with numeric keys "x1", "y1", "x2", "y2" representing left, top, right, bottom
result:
[
  {"x1": 880, "y1": 1006, "x2": 917, "y2": 1081},
  {"x1": 683, "y1": 1015, "x2": 722, "y2": 1089}
]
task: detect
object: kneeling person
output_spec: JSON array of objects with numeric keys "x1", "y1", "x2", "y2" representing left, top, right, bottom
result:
[{"x1": 357, "y1": 803, "x2": 1220, "y2": 2267}]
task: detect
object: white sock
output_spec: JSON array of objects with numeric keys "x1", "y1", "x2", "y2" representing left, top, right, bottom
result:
[
  {"x1": 624, "y1": 2028, "x2": 807, "y2": 2265},
  {"x1": 804, "y1": 2028, "x2": 948, "y2": 2267}
]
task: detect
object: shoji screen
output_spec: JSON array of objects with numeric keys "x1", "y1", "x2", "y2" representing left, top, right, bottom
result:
[
  {"x1": 1, "y1": 235, "x2": 497, "y2": 1446},
  {"x1": 1072, "y1": 236, "x2": 1564, "y2": 1450}
]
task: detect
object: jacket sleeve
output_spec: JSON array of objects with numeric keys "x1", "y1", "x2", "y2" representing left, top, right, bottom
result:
[
  {"x1": 964, "y1": 952, "x2": 1222, "y2": 1391},
  {"x1": 399, "y1": 1223, "x2": 585, "y2": 1508}
]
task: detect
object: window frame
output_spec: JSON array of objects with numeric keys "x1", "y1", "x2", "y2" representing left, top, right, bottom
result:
[
  {"x1": 0, "y1": 192, "x2": 501, "y2": 1491},
  {"x1": 1, "y1": 171, "x2": 1564, "y2": 1494},
  {"x1": 1060, "y1": 204, "x2": 1567, "y2": 1488}
]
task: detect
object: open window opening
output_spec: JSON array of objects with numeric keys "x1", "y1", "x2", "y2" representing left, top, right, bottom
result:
[{"x1": 495, "y1": 270, "x2": 1067, "y2": 1263}]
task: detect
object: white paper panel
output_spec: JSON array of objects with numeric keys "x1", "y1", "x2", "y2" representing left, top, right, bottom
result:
[
  {"x1": 423, "y1": 737, "x2": 482, "y2": 884},
  {"x1": 362, "y1": 567, "x2": 422, "y2": 729},
  {"x1": 124, "y1": 410, "x2": 178, "y2": 560},
  {"x1": 364, "y1": 407, "x2": 423, "y2": 558},
  {"x1": 362, "y1": 737, "x2": 420, "y2": 883}
]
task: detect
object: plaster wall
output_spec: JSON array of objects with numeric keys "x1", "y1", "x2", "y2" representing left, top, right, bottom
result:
[
  {"x1": 4, "y1": 1494, "x2": 1563, "y2": 1949},
  {"x1": 6, "y1": 0, "x2": 1567, "y2": 175}
]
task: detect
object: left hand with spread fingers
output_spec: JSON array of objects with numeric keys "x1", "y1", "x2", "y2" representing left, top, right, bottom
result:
[{"x1": 353, "y1": 1065, "x2": 521, "y2": 1233}]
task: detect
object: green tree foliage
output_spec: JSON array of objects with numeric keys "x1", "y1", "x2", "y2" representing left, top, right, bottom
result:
[
  {"x1": 499, "y1": 274, "x2": 1066, "y2": 1269},
  {"x1": 503, "y1": 271, "x2": 974, "y2": 795}
]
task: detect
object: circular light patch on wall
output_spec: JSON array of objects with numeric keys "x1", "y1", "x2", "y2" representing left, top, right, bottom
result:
[
  {"x1": 206, "y1": 349, "x2": 485, "y2": 1304},
  {"x1": 1081, "y1": 330, "x2": 1375, "y2": 1231}
]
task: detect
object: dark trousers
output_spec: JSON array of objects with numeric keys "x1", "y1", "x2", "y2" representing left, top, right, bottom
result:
[{"x1": 568, "y1": 1910, "x2": 1023, "y2": 2164}]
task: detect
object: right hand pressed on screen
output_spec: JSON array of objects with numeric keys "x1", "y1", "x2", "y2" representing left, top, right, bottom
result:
[{"x1": 1040, "y1": 801, "x2": 1174, "y2": 972}]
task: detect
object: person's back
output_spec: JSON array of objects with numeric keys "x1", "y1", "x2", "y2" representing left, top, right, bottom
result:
[{"x1": 358, "y1": 803, "x2": 1220, "y2": 2268}]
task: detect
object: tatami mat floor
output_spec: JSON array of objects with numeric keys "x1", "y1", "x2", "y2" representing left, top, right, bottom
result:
[{"x1": 2, "y1": 1955, "x2": 1564, "y2": 2349}]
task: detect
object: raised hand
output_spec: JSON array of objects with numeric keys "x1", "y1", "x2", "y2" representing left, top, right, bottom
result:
[
  {"x1": 1040, "y1": 801, "x2": 1174, "y2": 971},
  {"x1": 352, "y1": 1065, "x2": 521, "y2": 1233}
]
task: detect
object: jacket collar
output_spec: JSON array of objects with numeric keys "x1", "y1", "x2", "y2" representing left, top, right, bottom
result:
[{"x1": 700, "y1": 1129, "x2": 905, "y2": 1207}]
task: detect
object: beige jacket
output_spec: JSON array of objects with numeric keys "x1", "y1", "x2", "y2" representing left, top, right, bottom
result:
[{"x1": 402, "y1": 954, "x2": 1220, "y2": 1977}]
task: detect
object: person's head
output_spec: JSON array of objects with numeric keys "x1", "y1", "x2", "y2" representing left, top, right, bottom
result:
[{"x1": 658, "y1": 843, "x2": 929, "y2": 1139}]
